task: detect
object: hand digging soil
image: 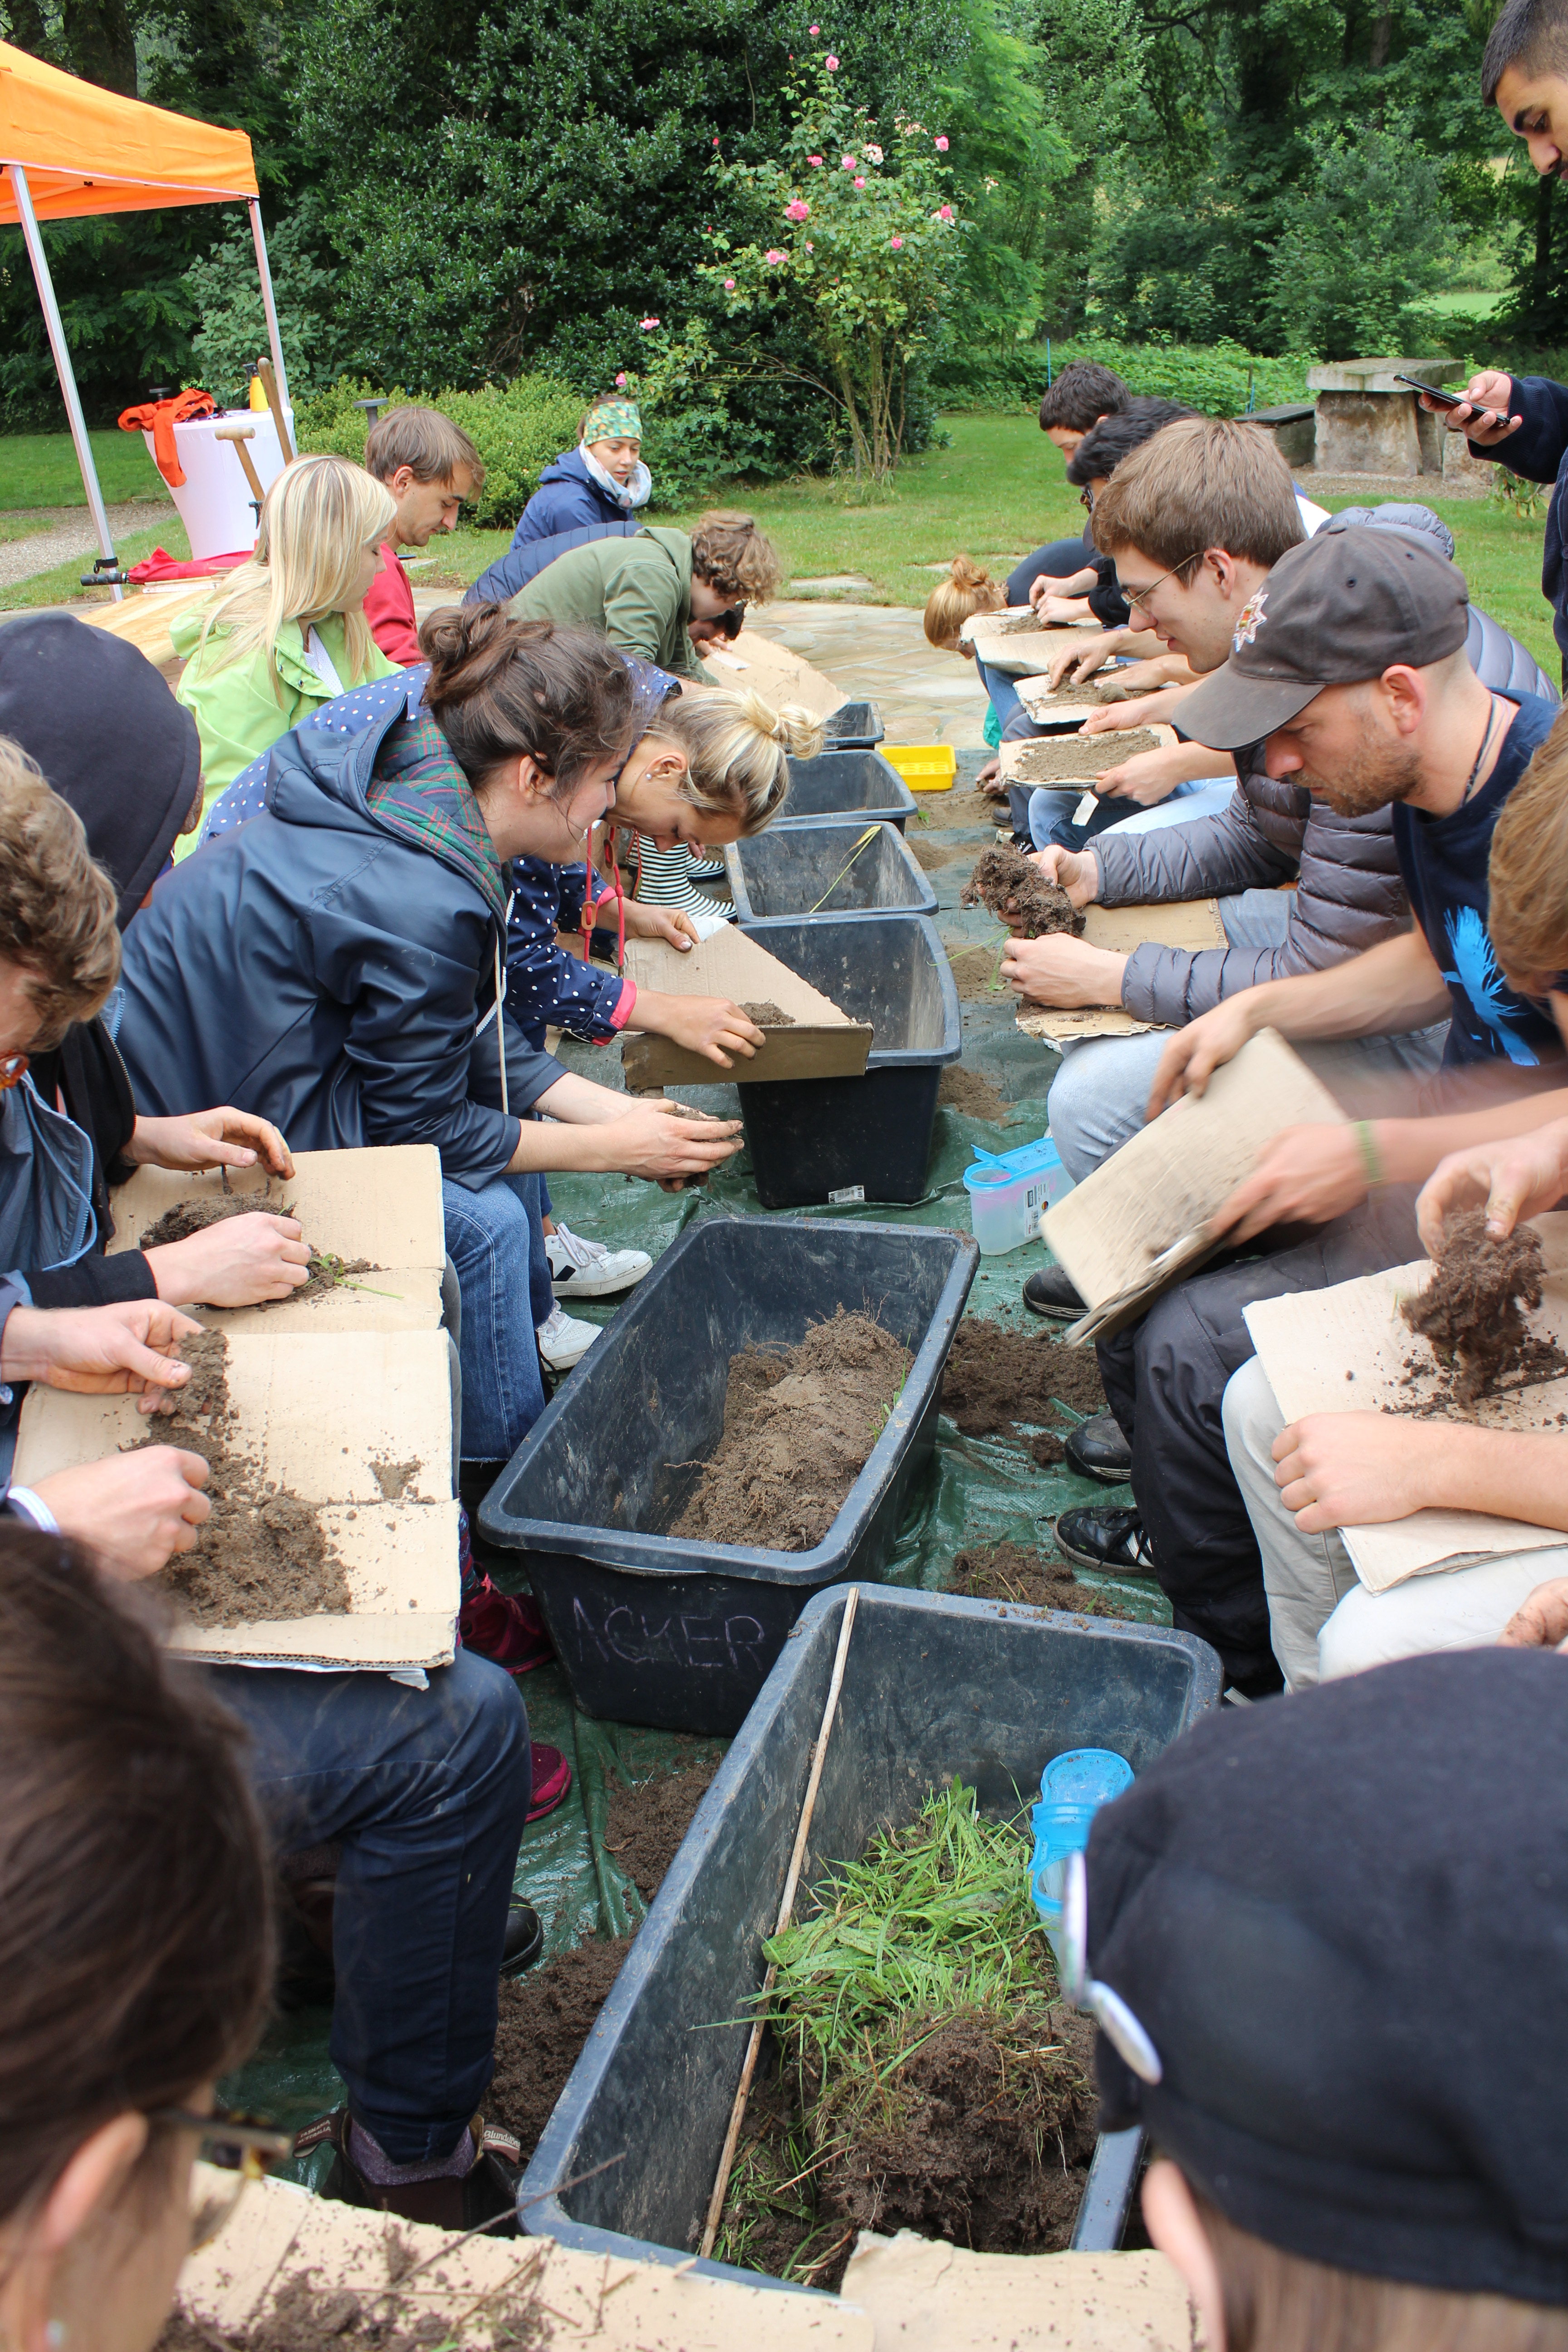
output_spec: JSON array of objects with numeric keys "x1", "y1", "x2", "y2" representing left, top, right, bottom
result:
[
  {"x1": 961, "y1": 846, "x2": 1084, "y2": 939},
  {"x1": 1402, "y1": 1210, "x2": 1568, "y2": 1407}
]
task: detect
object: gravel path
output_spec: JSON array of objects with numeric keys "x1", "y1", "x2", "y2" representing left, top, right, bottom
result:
[{"x1": 0, "y1": 500, "x2": 178, "y2": 591}]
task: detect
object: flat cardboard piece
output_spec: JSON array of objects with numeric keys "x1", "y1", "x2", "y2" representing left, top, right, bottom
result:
[
  {"x1": 843, "y1": 2232, "x2": 1203, "y2": 2351},
  {"x1": 997, "y1": 721, "x2": 1178, "y2": 786},
  {"x1": 960, "y1": 607, "x2": 1100, "y2": 675},
  {"x1": 176, "y1": 2171, "x2": 874, "y2": 2349},
  {"x1": 1015, "y1": 900, "x2": 1228, "y2": 1046},
  {"x1": 12, "y1": 1329, "x2": 458, "y2": 1669},
  {"x1": 1040, "y1": 1029, "x2": 1346, "y2": 1342},
  {"x1": 108, "y1": 1144, "x2": 446, "y2": 1334},
  {"x1": 1245, "y1": 1214, "x2": 1568, "y2": 1589},
  {"x1": 702, "y1": 626, "x2": 847, "y2": 720},
  {"x1": 1014, "y1": 671, "x2": 1167, "y2": 728},
  {"x1": 622, "y1": 926, "x2": 872, "y2": 1090}
]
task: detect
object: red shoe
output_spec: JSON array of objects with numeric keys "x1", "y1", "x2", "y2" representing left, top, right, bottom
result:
[
  {"x1": 458, "y1": 1575, "x2": 554, "y2": 1674},
  {"x1": 528, "y1": 1741, "x2": 572, "y2": 1823}
]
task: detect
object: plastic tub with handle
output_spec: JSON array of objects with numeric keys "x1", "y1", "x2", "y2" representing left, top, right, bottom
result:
[
  {"x1": 962, "y1": 1135, "x2": 1072, "y2": 1254},
  {"x1": 142, "y1": 408, "x2": 292, "y2": 559}
]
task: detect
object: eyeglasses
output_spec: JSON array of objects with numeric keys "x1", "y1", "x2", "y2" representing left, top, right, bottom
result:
[
  {"x1": 1077, "y1": 487, "x2": 1096, "y2": 512},
  {"x1": 1117, "y1": 550, "x2": 1205, "y2": 615},
  {"x1": 147, "y1": 2105, "x2": 294, "y2": 2249},
  {"x1": 0, "y1": 1054, "x2": 28, "y2": 1091}
]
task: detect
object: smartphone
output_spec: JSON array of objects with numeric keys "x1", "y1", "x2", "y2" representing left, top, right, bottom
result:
[{"x1": 1392, "y1": 374, "x2": 1471, "y2": 411}]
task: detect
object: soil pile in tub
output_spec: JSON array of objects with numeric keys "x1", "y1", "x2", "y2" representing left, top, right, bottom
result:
[
  {"x1": 671, "y1": 1309, "x2": 912, "y2": 1550},
  {"x1": 949, "y1": 1537, "x2": 1123, "y2": 1618},
  {"x1": 1401, "y1": 1210, "x2": 1568, "y2": 1407},
  {"x1": 962, "y1": 845, "x2": 1083, "y2": 939},
  {"x1": 715, "y1": 1781, "x2": 1097, "y2": 2288},
  {"x1": 1009, "y1": 727, "x2": 1161, "y2": 784},
  {"x1": 942, "y1": 1317, "x2": 1106, "y2": 1464},
  {"x1": 142, "y1": 1332, "x2": 352, "y2": 1627},
  {"x1": 139, "y1": 1186, "x2": 377, "y2": 1306},
  {"x1": 489, "y1": 1751, "x2": 720, "y2": 2160}
]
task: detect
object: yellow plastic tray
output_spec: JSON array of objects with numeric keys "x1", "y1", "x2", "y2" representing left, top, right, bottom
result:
[{"x1": 882, "y1": 743, "x2": 958, "y2": 790}]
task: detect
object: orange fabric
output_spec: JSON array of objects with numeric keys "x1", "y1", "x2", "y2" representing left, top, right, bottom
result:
[
  {"x1": 0, "y1": 40, "x2": 258, "y2": 224},
  {"x1": 116, "y1": 387, "x2": 214, "y2": 487}
]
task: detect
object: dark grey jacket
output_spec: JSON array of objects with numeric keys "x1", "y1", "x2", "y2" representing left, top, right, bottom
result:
[{"x1": 1097, "y1": 505, "x2": 1558, "y2": 1026}]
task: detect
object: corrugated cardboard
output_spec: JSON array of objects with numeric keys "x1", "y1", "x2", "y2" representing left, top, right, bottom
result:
[
  {"x1": 1245, "y1": 1214, "x2": 1568, "y2": 1590},
  {"x1": 12, "y1": 1329, "x2": 458, "y2": 1669},
  {"x1": 843, "y1": 2232, "x2": 1203, "y2": 2351},
  {"x1": 702, "y1": 627, "x2": 847, "y2": 720},
  {"x1": 1014, "y1": 899, "x2": 1229, "y2": 1046},
  {"x1": 998, "y1": 720, "x2": 1178, "y2": 785},
  {"x1": 1040, "y1": 1029, "x2": 1346, "y2": 1342},
  {"x1": 175, "y1": 2171, "x2": 873, "y2": 2349},
  {"x1": 1013, "y1": 671, "x2": 1170, "y2": 728},
  {"x1": 108, "y1": 1145, "x2": 446, "y2": 1334},
  {"x1": 959, "y1": 608, "x2": 1100, "y2": 676},
  {"x1": 621, "y1": 927, "x2": 872, "y2": 1090}
]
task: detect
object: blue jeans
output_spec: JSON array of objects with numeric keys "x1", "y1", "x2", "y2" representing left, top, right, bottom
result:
[
  {"x1": 443, "y1": 1172, "x2": 555, "y2": 1465},
  {"x1": 206, "y1": 1652, "x2": 532, "y2": 2163}
]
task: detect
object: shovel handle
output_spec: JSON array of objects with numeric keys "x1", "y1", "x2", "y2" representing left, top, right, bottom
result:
[
  {"x1": 254, "y1": 360, "x2": 294, "y2": 463},
  {"x1": 214, "y1": 421, "x2": 266, "y2": 505}
]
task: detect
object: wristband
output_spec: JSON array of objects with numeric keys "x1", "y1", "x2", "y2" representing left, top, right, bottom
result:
[{"x1": 1353, "y1": 1120, "x2": 1384, "y2": 1186}]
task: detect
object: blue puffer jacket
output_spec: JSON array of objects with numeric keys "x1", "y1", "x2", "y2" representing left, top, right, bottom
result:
[
  {"x1": 118, "y1": 701, "x2": 564, "y2": 1189},
  {"x1": 519, "y1": 449, "x2": 641, "y2": 544}
]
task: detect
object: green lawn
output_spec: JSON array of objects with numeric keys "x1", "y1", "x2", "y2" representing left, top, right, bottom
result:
[{"x1": 0, "y1": 426, "x2": 169, "y2": 510}]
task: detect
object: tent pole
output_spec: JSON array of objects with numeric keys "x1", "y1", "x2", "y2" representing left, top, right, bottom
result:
[
  {"x1": 248, "y1": 198, "x2": 291, "y2": 422},
  {"x1": 7, "y1": 162, "x2": 123, "y2": 600}
]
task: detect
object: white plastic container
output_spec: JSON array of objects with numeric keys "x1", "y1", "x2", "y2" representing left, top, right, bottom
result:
[
  {"x1": 141, "y1": 408, "x2": 292, "y2": 560},
  {"x1": 961, "y1": 1135, "x2": 1073, "y2": 1256}
]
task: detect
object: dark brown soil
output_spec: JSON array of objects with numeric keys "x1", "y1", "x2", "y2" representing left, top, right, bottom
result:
[
  {"x1": 146, "y1": 1333, "x2": 352, "y2": 1629},
  {"x1": 938, "y1": 1065, "x2": 1009, "y2": 1122},
  {"x1": 941, "y1": 1317, "x2": 1105, "y2": 1440},
  {"x1": 1403, "y1": 1210, "x2": 1568, "y2": 1406},
  {"x1": 671, "y1": 1309, "x2": 912, "y2": 1550},
  {"x1": 1009, "y1": 728, "x2": 1161, "y2": 783},
  {"x1": 949, "y1": 1537, "x2": 1122, "y2": 1619},
  {"x1": 490, "y1": 1936, "x2": 635, "y2": 2163},
  {"x1": 962, "y1": 846, "x2": 1084, "y2": 938},
  {"x1": 138, "y1": 1185, "x2": 292, "y2": 1248},
  {"x1": 911, "y1": 836, "x2": 967, "y2": 872},
  {"x1": 604, "y1": 1755, "x2": 720, "y2": 1901},
  {"x1": 286, "y1": 1254, "x2": 375, "y2": 1306},
  {"x1": 741, "y1": 1000, "x2": 794, "y2": 1027},
  {"x1": 948, "y1": 944, "x2": 1010, "y2": 1003},
  {"x1": 156, "y1": 2269, "x2": 533, "y2": 2351}
]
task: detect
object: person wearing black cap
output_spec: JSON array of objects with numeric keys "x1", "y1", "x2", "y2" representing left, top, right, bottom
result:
[
  {"x1": 1055, "y1": 524, "x2": 1568, "y2": 1692},
  {"x1": 1078, "y1": 1649, "x2": 1568, "y2": 2350}
]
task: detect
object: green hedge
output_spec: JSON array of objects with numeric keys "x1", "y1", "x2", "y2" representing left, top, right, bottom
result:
[
  {"x1": 933, "y1": 335, "x2": 1315, "y2": 419},
  {"x1": 294, "y1": 375, "x2": 585, "y2": 529}
]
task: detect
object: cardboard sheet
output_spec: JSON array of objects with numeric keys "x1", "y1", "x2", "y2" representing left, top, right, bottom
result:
[
  {"x1": 1014, "y1": 900, "x2": 1228, "y2": 1046},
  {"x1": 701, "y1": 627, "x2": 847, "y2": 720},
  {"x1": 1013, "y1": 671, "x2": 1168, "y2": 728},
  {"x1": 621, "y1": 926, "x2": 872, "y2": 1090},
  {"x1": 843, "y1": 2232, "x2": 1203, "y2": 2351},
  {"x1": 12, "y1": 1328, "x2": 459, "y2": 1669},
  {"x1": 176, "y1": 2171, "x2": 874, "y2": 2350},
  {"x1": 108, "y1": 1145, "x2": 446, "y2": 1334},
  {"x1": 960, "y1": 607, "x2": 1099, "y2": 675},
  {"x1": 997, "y1": 722, "x2": 1178, "y2": 788},
  {"x1": 1040, "y1": 1029, "x2": 1346, "y2": 1342},
  {"x1": 1245, "y1": 1215, "x2": 1568, "y2": 1589}
]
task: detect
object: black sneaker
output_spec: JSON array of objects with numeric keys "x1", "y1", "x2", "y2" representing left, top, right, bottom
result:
[
  {"x1": 299, "y1": 2106, "x2": 522, "y2": 2234},
  {"x1": 501, "y1": 1900, "x2": 544, "y2": 1975},
  {"x1": 1023, "y1": 1265, "x2": 1086, "y2": 1320},
  {"x1": 1064, "y1": 1411, "x2": 1132, "y2": 1484},
  {"x1": 1052, "y1": 1504, "x2": 1152, "y2": 1573}
]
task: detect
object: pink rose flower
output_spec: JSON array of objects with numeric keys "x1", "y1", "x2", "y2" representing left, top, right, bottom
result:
[
  {"x1": 808, "y1": 154, "x2": 824, "y2": 165},
  {"x1": 937, "y1": 204, "x2": 953, "y2": 220},
  {"x1": 825, "y1": 53, "x2": 838, "y2": 68},
  {"x1": 809, "y1": 19, "x2": 819, "y2": 29},
  {"x1": 853, "y1": 175, "x2": 866, "y2": 188},
  {"x1": 841, "y1": 153, "x2": 856, "y2": 169},
  {"x1": 764, "y1": 248, "x2": 787, "y2": 265},
  {"x1": 639, "y1": 315, "x2": 660, "y2": 329},
  {"x1": 890, "y1": 234, "x2": 904, "y2": 249},
  {"x1": 724, "y1": 277, "x2": 735, "y2": 290},
  {"x1": 615, "y1": 372, "x2": 627, "y2": 387},
  {"x1": 935, "y1": 134, "x2": 949, "y2": 150},
  {"x1": 804, "y1": 240, "x2": 813, "y2": 251},
  {"x1": 785, "y1": 198, "x2": 810, "y2": 220}
]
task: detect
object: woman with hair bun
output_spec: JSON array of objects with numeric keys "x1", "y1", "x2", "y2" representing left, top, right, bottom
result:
[
  {"x1": 0, "y1": 1526, "x2": 276, "y2": 2352},
  {"x1": 923, "y1": 554, "x2": 1009, "y2": 794}
]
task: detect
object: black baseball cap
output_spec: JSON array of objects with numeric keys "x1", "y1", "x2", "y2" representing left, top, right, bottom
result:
[
  {"x1": 1081, "y1": 1650, "x2": 1568, "y2": 2304},
  {"x1": 1176, "y1": 523, "x2": 1470, "y2": 750}
]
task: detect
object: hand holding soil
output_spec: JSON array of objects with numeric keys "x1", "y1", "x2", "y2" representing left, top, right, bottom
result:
[
  {"x1": 606, "y1": 1098, "x2": 743, "y2": 1184},
  {"x1": 0, "y1": 1298, "x2": 204, "y2": 1409},
  {"x1": 962, "y1": 846, "x2": 1086, "y2": 940},
  {"x1": 644, "y1": 992, "x2": 767, "y2": 1069},
  {"x1": 129, "y1": 1104, "x2": 294, "y2": 1177},
  {"x1": 144, "y1": 1209, "x2": 313, "y2": 1308},
  {"x1": 1402, "y1": 1210, "x2": 1566, "y2": 1407},
  {"x1": 30, "y1": 1445, "x2": 211, "y2": 1582}
]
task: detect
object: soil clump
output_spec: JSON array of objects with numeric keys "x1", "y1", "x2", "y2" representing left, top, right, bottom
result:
[
  {"x1": 990, "y1": 610, "x2": 1051, "y2": 637},
  {"x1": 155, "y1": 2275, "x2": 482, "y2": 2352},
  {"x1": 288, "y1": 1254, "x2": 375, "y2": 1306},
  {"x1": 139, "y1": 1185, "x2": 290, "y2": 1248},
  {"x1": 1403, "y1": 1211, "x2": 1568, "y2": 1406},
  {"x1": 949, "y1": 1537, "x2": 1122, "y2": 1618},
  {"x1": 1025, "y1": 677, "x2": 1106, "y2": 708},
  {"x1": 938, "y1": 1064, "x2": 1009, "y2": 1122},
  {"x1": 671, "y1": 1309, "x2": 912, "y2": 1550},
  {"x1": 490, "y1": 1935, "x2": 635, "y2": 2162},
  {"x1": 741, "y1": 1000, "x2": 794, "y2": 1027},
  {"x1": 146, "y1": 1333, "x2": 352, "y2": 1628},
  {"x1": 1008, "y1": 728, "x2": 1161, "y2": 784},
  {"x1": 942, "y1": 1317, "x2": 1106, "y2": 1440},
  {"x1": 604, "y1": 1754, "x2": 720, "y2": 1901},
  {"x1": 370, "y1": 1456, "x2": 421, "y2": 1502},
  {"x1": 962, "y1": 846, "x2": 1084, "y2": 938}
]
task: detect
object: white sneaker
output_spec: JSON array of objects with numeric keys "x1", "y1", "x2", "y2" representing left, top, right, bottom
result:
[
  {"x1": 544, "y1": 1225, "x2": 653, "y2": 1300},
  {"x1": 536, "y1": 1303, "x2": 602, "y2": 1372}
]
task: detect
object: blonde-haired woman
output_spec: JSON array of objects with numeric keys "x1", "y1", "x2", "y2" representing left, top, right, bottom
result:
[
  {"x1": 172, "y1": 455, "x2": 400, "y2": 815},
  {"x1": 618, "y1": 686, "x2": 822, "y2": 931},
  {"x1": 924, "y1": 553, "x2": 1008, "y2": 793}
]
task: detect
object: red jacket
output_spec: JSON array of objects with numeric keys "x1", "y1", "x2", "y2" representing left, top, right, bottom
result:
[{"x1": 363, "y1": 543, "x2": 421, "y2": 666}]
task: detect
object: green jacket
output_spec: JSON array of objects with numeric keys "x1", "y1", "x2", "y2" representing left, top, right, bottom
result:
[
  {"x1": 505, "y1": 527, "x2": 700, "y2": 678},
  {"x1": 172, "y1": 607, "x2": 400, "y2": 808}
]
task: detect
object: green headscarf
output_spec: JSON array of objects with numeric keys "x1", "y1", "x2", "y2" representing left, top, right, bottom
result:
[{"x1": 582, "y1": 397, "x2": 642, "y2": 446}]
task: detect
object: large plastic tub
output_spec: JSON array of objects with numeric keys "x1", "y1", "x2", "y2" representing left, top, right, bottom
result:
[
  {"x1": 477, "y1": 1218, "x2": 977, "y2": 1732},
  {"x1": 519, "y1": 1581, "x2": 1223, "y2": 2284},
  {"x1": 725, "y1": 818, "x2": 936, "y2": 923},
  {"x1": 731, "y1": 913, "x2": 960, "y2": 1207},
  {"x1": 777, "y1": 749, "x2": 918, "y2": 833},
  {"x1": 822, "y1": 699, "x2": 884, "y2": 750},
  {"x1": 140, "y1": 408, "x2": 291, "y2": 557}
]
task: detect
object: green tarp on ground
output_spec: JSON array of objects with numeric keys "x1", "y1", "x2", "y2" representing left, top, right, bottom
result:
[{"x1": 228, "y1": 753, "x2": 1170, "y2": 2168}]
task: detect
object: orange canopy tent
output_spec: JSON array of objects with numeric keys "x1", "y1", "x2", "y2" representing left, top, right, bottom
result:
[{"x1": 0, "y1": 41, "x2": 288, "y2": 599}]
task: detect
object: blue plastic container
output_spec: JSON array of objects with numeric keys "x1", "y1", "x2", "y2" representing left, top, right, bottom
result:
[
  {"x1": 962, "y1": 1136, "x2": 1073, "y2": 1255},
  {"x1": 1029, "y1": 1747, "x2": 1136, "y2": 1936}
]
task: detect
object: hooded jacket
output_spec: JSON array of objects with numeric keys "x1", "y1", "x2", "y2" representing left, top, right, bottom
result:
[
  {"x1": 1094, "y1": 505, "x2": 1559, "y2": 1028},
  {"x1": 502, "y1": 527, "x2": 702, "y2": 678},
  {"x1": 117, "y1": 700, "x2": 564, "y2": 1189},
  {"x1": 464, "y1": 520, "x2": 642, "y2": 613},
  {"x1": 172, "y1": 604, "x2": 401, "y2": 802},
  {"x1": 517, "y1": 447, "x2": 652, "y2": 544}
]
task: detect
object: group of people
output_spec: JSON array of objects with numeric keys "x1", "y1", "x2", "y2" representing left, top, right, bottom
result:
[{"x1": 14, "y1": 0, "x2": 1568, "y2": 2342}]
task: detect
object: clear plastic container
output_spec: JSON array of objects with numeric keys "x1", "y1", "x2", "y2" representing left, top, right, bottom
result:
[
  {"x1": 961, "y1": 1135, "x2": 1073, "y2": 1255},
  {"x1": 1029, "y1": 1746, "x2": 1135, "y2": 1980}
]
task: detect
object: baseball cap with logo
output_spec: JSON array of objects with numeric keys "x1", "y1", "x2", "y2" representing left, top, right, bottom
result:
[{"x1": 1175, "y1": 521, "x2": 1470, "y2": 751}]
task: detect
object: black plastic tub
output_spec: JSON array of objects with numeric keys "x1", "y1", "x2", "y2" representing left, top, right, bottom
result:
[
  {"x1": 731, "y1": 912, "x2": 960, "y2": 1207},
  {"x1": 519, "y1": 1581, "x2": 1223, "y2": 2286},
  {"x1": 777, "y1": 748, "x2": 917, "y2": 833},
  {"x1": 822, "y1": 698, "x2": 884, "y2": 750},
  {"x1": 477, "y1": 1218, "x2": 977, "y2": 1732},
  {"x1": 724, "y1": 818, "x2": 937, "y2": 923}
]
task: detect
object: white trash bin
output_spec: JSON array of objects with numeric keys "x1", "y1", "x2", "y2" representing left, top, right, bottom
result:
[{"x1": 142, "y1": 408, "x2": 293, "y2": 561}]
